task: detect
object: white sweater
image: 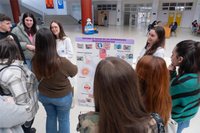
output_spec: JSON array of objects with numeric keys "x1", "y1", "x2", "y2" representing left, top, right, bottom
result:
[
  {"x1": 56, "y1": 37, "x2": 75, "y2": 87},
  {"x1": 136, "y1": 45, "x2": 165, "y2": 65}
]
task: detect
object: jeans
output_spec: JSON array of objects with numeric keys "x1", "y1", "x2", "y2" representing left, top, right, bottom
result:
[
  {"x1": 177, "y1": 120, "x2": 190, "y2": 133},
  {"x1": 39, "y1": 92, "x2": 72, "y2": 133},
  {"x1": 104, "y1": 20, "x2": 108, "y2": 27},
  {"x1": 192, "y1": 27, "x2": 197, "y2": 33},
  {"x1": 26, "y1": 59, "x2": 32, "y2": 71}
]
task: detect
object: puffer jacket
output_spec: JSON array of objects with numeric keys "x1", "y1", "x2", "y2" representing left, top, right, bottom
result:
[{"x1": 11, "y1": 22, "x2": 39, "y2": 59}]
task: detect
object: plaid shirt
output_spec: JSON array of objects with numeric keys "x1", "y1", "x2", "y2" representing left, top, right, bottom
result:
[{"x1": 0, "y1": 60, "x2": 39, "y2": 121}]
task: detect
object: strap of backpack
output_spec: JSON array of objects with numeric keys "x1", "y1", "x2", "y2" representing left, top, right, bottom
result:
[{"x1": 151, "y1": 112, "x2": 165, "y2": 133}]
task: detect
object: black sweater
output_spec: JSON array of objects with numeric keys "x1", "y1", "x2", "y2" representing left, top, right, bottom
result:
[{"x1": 0, "y1": 31, "x2": 26, "y2": 64}]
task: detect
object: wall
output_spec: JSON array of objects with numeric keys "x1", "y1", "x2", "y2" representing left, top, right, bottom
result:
[
  {"x1": 0, "y1": 4, "x2": 14, "y2": 23},
  {"x1": 93, "y1": 1, "x2": 118, "y2": 25},
  {"x1": 157, "y1": 0, "x2": 198, "y2": 27},
  {"x1": 67, "y1": 1, "x2": 81, "y2": 21}
]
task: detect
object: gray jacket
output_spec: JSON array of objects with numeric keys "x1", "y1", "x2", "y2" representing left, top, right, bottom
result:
[
  {"x1": 11, "y1": 22, "x2": 39, "y2": 59},
  {"x1": 0, "y1": 96, "x2": 27, "y2": 133}
]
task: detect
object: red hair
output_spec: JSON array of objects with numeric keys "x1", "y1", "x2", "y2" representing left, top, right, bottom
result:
[{"x1": 135, "y1": 55, "x2": 172, "y2": 126}]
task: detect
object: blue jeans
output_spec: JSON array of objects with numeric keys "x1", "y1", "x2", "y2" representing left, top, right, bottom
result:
[
  {"x1": 104, "y1": 20, "x2": 108, "y2": 27},
  {"x1": 177, "y1": 120, "x2": 190, "y2": 133},
  {"x1": 26, "y1": 59, "x2": 32, "y2": 71},
  {"x1": 39, "y1": 92, "x2": 72, "y2": 133}
]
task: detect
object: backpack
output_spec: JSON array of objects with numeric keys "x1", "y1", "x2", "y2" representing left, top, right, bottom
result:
[{"x1": 0, "y1": 65, "x2": 25, "y2": 95}]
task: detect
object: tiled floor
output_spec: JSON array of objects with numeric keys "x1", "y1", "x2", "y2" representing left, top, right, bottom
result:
[{"x1": 33, "y1": 24, "x2": 200, "y2": 133}]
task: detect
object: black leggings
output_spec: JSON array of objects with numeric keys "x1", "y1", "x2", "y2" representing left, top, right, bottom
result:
[{"x1": 22, "y1": 118, "x2": 34, "y2": 133}]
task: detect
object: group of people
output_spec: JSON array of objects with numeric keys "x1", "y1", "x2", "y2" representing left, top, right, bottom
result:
[
  {"x1": 0, "y1": 12, "x2": 77, "y2": 133},
  {"x1": 0, "y1": 12, "x2": 200, "y2": 133},
  {"x1": 77, "y1": 26, "x2": 200, "y2": 133}
]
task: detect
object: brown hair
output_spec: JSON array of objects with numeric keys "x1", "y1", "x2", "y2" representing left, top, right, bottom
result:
[
  {"x1": 136, "y1": 55, "x2": 172, "y2": 126},
  {"x1": 0, "y1": 37, "x2": 21, "y2": 65},
  {"x1": 144, "y1": 26, "x2": 165, "y2": 56},
  {"x1": 31, "y1": 28, "x2": 60, "y2": 78},
  {"x1": 22, "y1": 12, "x2": 37, "y2": 36},
  {"x1": 0, "y1": 13, "x2": 11, "y2": 21},
  {"x1": 50, "y1": 20, "x2": 67, "y2": 40},
  {"x1": 94, "y1": 57, "x2": 152, "y2": 133}
]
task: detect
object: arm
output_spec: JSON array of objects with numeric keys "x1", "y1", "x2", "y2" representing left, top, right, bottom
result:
[
  {"x1": 11, "y1": 27, "x2": 28, "y2": 50},
  {"x1": 64, "y1": 37, "x2": 74, "y2": 60},
  {"x1": 0, "y1": 96, "x2": 27, "y2": 128},
  {"x1": 61, "y1": 58, "x2": 78, "y2": 78},
  {"x1": 153, "y1": 48, "x2": 165, "y2": 58}
]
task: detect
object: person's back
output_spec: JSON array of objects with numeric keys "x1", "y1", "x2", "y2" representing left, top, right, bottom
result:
[{"x1": 77, "y1": 57, "x2": 159, "y2": 133}]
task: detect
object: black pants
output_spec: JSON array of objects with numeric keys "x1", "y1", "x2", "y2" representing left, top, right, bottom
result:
[{"x1": 22, "y1": 118, "x2": 34, "y2": 133}]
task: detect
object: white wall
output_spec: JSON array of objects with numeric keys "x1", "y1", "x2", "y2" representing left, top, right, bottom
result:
[
  {"x1": 157, "y1": 0, "x2": 198, "y2": 27},
  {"x1": 150, "y1": 0, "x2": 159, "y2": 23},
  {"x1": 193, "y1": 0, "x2": 200, "y2": 22},
  {"x1": 93, "y1": 1, "x2": 118, "y2": 25},
  {"x1": 0, "y1": 4, "x2": 14, "y2": 23}
]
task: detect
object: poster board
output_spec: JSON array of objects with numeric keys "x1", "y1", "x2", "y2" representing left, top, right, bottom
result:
[{"x1": 76, "y1": 37, "x2": 134, "y2": 107}]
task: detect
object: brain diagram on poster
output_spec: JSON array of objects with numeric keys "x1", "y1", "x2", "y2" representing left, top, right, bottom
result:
[{"x1": 76, "y1": 37, "x2": 134, "y2": 107}]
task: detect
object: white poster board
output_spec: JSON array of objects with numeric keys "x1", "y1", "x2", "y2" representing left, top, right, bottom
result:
[{"x1": 76, "y1": 37, "x2": 134, "y2": 107}]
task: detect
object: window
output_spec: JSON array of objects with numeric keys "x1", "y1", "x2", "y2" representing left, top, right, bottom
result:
[
  {"x1": 169, "y1": 7, "x2": 175, "y2": 10},
  {"x1": 185, "y1": 3, "x2": 193, "y2": 6},
  {"x1": 112, "y1": 4, "x2": 116, "y2": 7},
  {"x1": 163, "y1": 3, "x2": 169, "y2": 6},
  {"x1": 178, "y1": 3, "x2": 185, "y2": 6},
  {"x1": 125, "y1": 4, "x2": 130, "y2": 7},
  {"x1": 72, "y1": 5, "x2": 81, "y2": 11},
  {"x1": 170, "y1": 3, "x2": 177, "y2": 6},
  {"x1": 185, "y1": 7, "x2": 192, "y2": 10},
  {"x1": 162, "y1": 7, "x2": 168, "y2": 10}
]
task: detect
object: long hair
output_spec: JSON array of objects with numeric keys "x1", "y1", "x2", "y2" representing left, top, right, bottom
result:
[
  {"x1": 144, "y1": 26, "x2": 165, "y2": 56},
  {"x1": 135, "y1": 55, "x2": 172, "y2": 126},
  {"x1": 22, "y1": 12, "x2": 37, "y2": 36},
  {"x1": 176, "y1": 40, "x2": 200, "y2": 84},
  {"x1": 31, "y1": 28, "x2": 60, "y2": 78},
  {"x1": 50, "y1": 20, "x2": 67, "y2": 40},
  {"x1": 94, "y1": 57, "x2": 152, "y2": 133},
  {"x1": 0, "y1": 37, "x2": 21, "y2": 65}
]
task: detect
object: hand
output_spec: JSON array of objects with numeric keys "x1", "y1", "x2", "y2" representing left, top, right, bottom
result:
[
  {"x1": 7, "y1": 35, "x2": 14, "y2": 40},
  {"x1": 6, "y1": 97, "x2": 15, "y2": 104},
  {"x1": 168, "y1": 63, "x2": 176, "y2": 73},
  {"x1": 26, "y1": 45, "x2": 35, "y2": 51}
]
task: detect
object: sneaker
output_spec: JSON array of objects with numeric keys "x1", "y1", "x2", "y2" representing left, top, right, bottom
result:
[
  {"x1": 30, "y1": 128, "x2": 36, "y2": 133},
  {"x1": 71, "y1": 97, "x2": 75, "y2": 109}
]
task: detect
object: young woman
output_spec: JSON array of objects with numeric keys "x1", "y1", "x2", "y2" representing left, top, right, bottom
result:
[
  {"x1": 12, "y1": 12, "x2": 39, "y2": 71},
  {"x1": 168, "y1": 40, "x2": 200, "y2": 133},
  {"x1": 31, "y1": 28, "x2": 78, "y2": 133},
  {"x1": 50, "y1": 20, "x2": 75, "y2": 108},
  {"x1": 171, "y1": 22, "x2": 178, "y2": 32},
  {"x1": 135, "y1": 55, "x2": 172, "y2": 126},
  {"x1": 77, "y1": 57, "x2": 159, "y2": 133},
  {"x1": 192, "y1": 20, "x2": 198, "y2": 33},
  {"x1": 0, "y1": 37, "x2": 38, "y2": 133},
  {"x1": 136, "y1": 26, "x2": 165, "y2": 65}
]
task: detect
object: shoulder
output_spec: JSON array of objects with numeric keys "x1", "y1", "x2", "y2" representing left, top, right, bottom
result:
[{"x1": 77, "y1": 112, "x2": 99, "y2": 132}]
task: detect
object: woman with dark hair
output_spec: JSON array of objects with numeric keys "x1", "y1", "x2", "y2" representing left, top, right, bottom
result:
[
  {"x1": 12, "y1": 12, "x2": 39, "y2": 71},
  {"x1": 136, "y1": 55, "x2": 172, "y2": 127},
  {"x1": 171, "y1": 22, "x2": 178, "y2": 32},
  {"x1": 168, "y1": 40, "x2": 200, "y2": 133},
  {"x1": 192, "y1": 20, "x2": 198, "y2": 33},
  {"x1": 77, "y1": 57, "x2": 159, "y2": 133},
  {"x1": 31, "y1": 28, "x2": 77, "y2": 133},
  {"x1": 0, "y1": 37, "x2": 38, "y2": 133},
  {"x1": 136, "y1": 26, "x2": 165, "y2": 65},
  {"x1": 50, "y1": 20, "x2": 75, "y2": 108}
]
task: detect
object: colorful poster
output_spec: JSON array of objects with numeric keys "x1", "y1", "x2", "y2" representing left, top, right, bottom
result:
[
  {"x1": 57, "y1": 0, "x2": 64, "y2": 9},
  {"x1": 46, "y1": 0, "x2": 54, "y2": 9},
  {"x1": 76, "y1": 37, "x2": 134, "y2": 107}
]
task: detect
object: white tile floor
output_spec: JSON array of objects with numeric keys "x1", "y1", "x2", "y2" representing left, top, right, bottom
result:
[{"x1": 33, "y1": 24, "x2": 200, "y2": 133}]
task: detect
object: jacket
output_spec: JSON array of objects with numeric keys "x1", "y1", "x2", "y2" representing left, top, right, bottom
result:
[
  {"x1": 0, "y1": 96, "x2": 27, "y2": 133},
  {"x1": 11, "y1": 22, "x2": 39, "y2": 59},
  {"x1": 0, "y1": 59, "x2": 39, "y2": 121}
]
